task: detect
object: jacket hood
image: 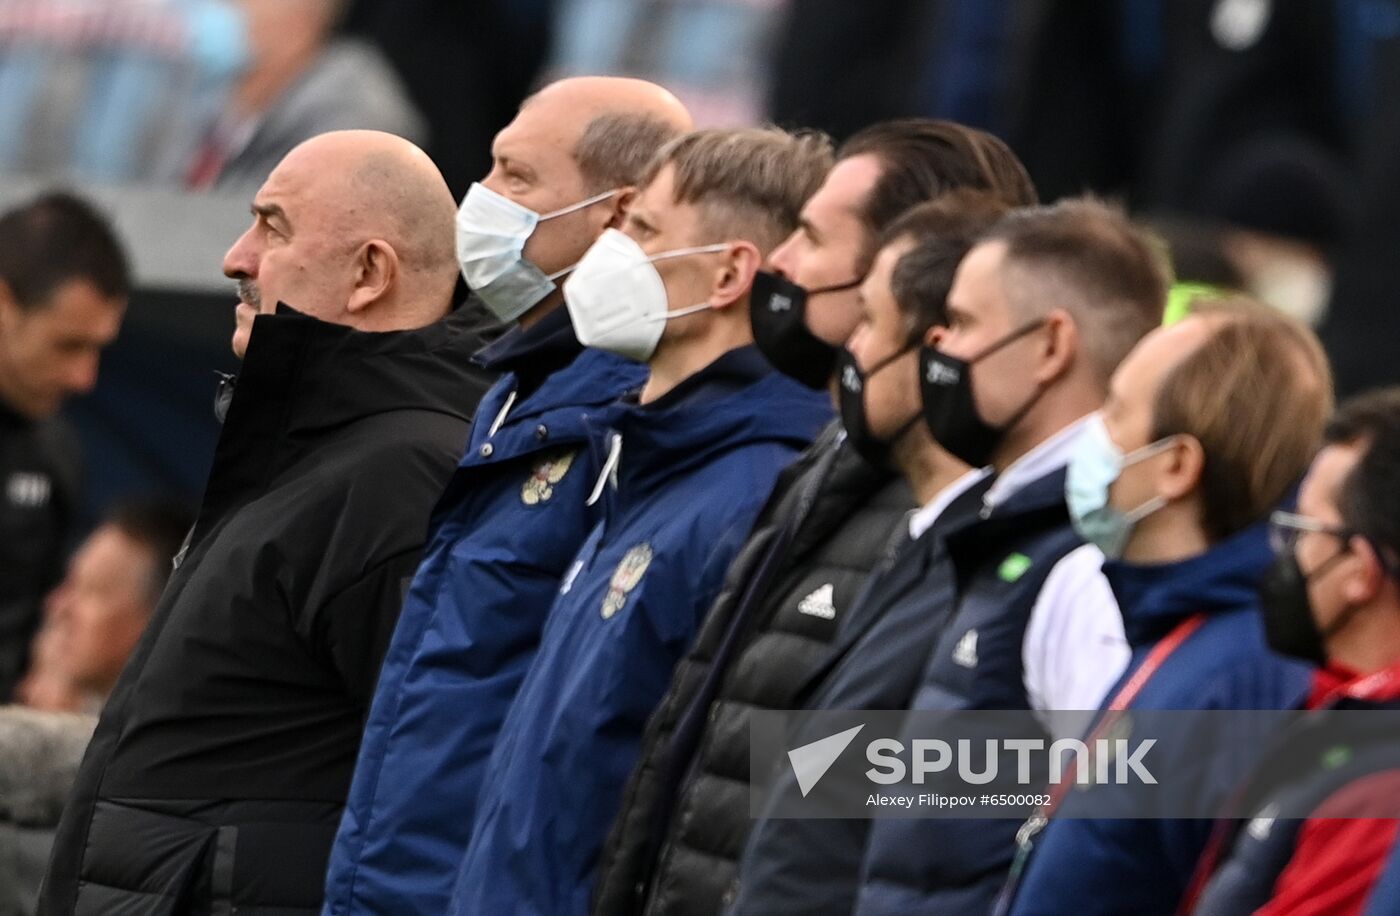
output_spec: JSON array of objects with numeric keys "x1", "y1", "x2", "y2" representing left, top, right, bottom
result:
[
  {"x1": 1105, "y1": 520, "x2": 1273, "y2": 647},
  {"x1": 231, "y1": 302, "x2": 490, "y2": 435},
  {"x1": 611, "y1": 347, "x2": 832, "y2": 493}
]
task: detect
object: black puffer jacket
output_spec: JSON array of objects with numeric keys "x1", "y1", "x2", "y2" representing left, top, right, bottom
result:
[
  {"x1": 38, "y1": 303, "x2": 500, "y2": 916},
  {"x1": 0, "y1": 405, "x2": 80, "y2": 701},
  {"x1": 593, "y1": 423, "x2": 914, "y2": 916}
]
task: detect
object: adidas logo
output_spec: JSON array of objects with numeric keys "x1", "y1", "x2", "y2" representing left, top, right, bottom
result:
[
  {"x1": 788, "y1": 725, "x2": 864, "y2": 797},
  {"x1": 952, "y1": 629, "x2": 979, "y2": 669},
  {"x1": 798, "y1": 583, "x2": 836, "y2": 620}
]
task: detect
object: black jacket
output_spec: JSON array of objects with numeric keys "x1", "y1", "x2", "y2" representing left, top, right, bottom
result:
[
  {"x1": 593, "y1": 423, "x2": 915, "y2": 916},
  {"x1": 38, "y1": 303, "x2": 499, "y2": 916},
  {"x1": 0, "y1": 405, "x2": 80, "y2": 701}
]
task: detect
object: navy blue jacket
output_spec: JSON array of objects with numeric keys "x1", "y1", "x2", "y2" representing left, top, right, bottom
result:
[
  {"x1": 450, "y1": 348, "x2": 830, "y2": 916},
  {"x1": 1369, "y1": 839, "x2": 1400, "y2": 916},
  {"x1": 846, "y1": 468, "x2": 1087, "y2": 916},
  {"x1": 323, "y1": 311, "x2": 647, "y2": 916},
  {"x1": 1007, "y1": 523, "x2": 1312, "y2": 916}
]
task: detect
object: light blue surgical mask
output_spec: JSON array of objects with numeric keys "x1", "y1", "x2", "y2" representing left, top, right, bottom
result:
[
  {"x1": 1065, "y1": 413, "x2": 1179, "y2": 559},
  {"x1": 455, "y1": 182, "x2": 619, "y2": 322}
]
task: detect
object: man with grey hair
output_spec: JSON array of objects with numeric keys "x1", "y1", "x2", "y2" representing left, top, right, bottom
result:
[
  {"x1": 38, "y1": 130, "x2": 500, "y2": 915},
  {"x1": 321, "y1": 77, "x2": 693, "y2": 916}
]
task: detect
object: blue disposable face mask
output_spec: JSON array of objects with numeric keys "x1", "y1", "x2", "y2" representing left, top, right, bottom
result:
[
  {"x1": 456, "y1": 183, "x2": 619, "y2": 322},
  {"x1": 1065, "y1": 413, "x2": 1179, "y2": 559}
]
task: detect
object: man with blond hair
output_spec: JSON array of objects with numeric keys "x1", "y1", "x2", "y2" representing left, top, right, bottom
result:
[{"x1": 449, "y1": 127, "x2": 835, "y2": 916}]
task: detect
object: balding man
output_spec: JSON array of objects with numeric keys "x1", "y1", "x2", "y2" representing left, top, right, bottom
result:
[
  {"x1": 321, "y1": 77, "x2": 691, "y2": 916},
  {"x1": 37, "y1": 131, "x2": 501, "y2": 916}
]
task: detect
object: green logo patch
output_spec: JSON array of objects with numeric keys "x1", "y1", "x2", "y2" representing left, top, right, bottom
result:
[
  {"x1": 998, "y1": 552, "x2": 1033, "y2": 583},
  {"x1": 1321, "y1": 745, "x2": 1353, "y2": 770}
]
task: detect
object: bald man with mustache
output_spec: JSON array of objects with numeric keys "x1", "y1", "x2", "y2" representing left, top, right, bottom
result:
[
  {"x1": 38, "y1": 130, "x2": 502, "y2": 916},
  {"x1": 322, "y1": 76, "x2": 693, "y2": 916}
]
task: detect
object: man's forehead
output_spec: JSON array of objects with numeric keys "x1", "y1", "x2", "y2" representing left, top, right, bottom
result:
[
  {"x1": 494, "y1": 101, "x2": 590, "y2": 165},
  {"x1": 806, "y1": 155, "x2": 883, "y2": 226},
  {"x1": 1303, "y1": 443, "x2": 1362, "y2": 514}
]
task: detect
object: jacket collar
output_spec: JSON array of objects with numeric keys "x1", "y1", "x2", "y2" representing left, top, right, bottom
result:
[
  {"x1": 226, "y1": 302, "x2": 482, "y2": 437},
  {"x1": 982, "y1": 413, "x2": 1093, "y2": 514},
  {"x1": 609, "y1": 346, "x2": 831, "y2": 494},
  {"x1": 474, "y1": 304, "x2": 581, "y2": 385},
  {"x1": 1104, "y1": 521, "x2": 1273, "y2": 647}
]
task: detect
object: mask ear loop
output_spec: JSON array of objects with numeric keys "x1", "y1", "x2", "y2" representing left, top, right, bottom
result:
[
  {"x1": 1116, "y1": 434, "x2": 1187, "y2": 521},
  {"x1": 539, "y1": 188, "x2": 621, "y2": 222},
  {"x1": 534, "y1": 190, "x2": 626, "y2": 285}
]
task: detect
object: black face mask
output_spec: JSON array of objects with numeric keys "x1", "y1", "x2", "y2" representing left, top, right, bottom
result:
[
  {"x1": 1259, "y1": 547, "x2": 1359, "y2": 666},
  {"x1": 751, "y1": 270, "x2": 863, "y2": 390},
  {"x1": 919, "y1": 320, "x2": 1046, "y2": 468},
  {"x1": 836, "y1": 346, "x2": 921, "y2": 467}
]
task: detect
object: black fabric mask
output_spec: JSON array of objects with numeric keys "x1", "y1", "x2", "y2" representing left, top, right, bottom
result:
[
  {"x1": 1259, "y1": 547, "x2": 1361, "y2": 666},
  {"x1": 836, "y1": 346, "x2": 920, "y2": 467},
  {"x1": 919, "y1": 320, "x2": 1046, "y2": 468},
  {"x1": 751, "y1": 270, "x2": 862, "y2": 390}
]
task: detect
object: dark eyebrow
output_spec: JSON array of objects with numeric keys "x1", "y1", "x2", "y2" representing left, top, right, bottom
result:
[
  {"x1": 799, "y1": 217, "x2": 822, "y2": 245},
  {"x1": 252, "y1": 202, "x2": 290, "y2": 233}
]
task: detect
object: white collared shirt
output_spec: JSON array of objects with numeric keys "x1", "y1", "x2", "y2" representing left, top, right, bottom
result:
[
  {"x1": 979, "y1": 414, "x2": 1131, "y2": 713},
  {"x1": 908, "y1": 467, "x2": 993, "y2": 541}
]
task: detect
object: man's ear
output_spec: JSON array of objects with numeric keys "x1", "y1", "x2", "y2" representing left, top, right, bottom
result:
[
  {"x1": 1345, "y1": 537, "x2": 1388, "y2": 606},
  {"x1": 1034, "y1": 308, "x2": 1078, "y2": 385},
  {"x1": 346, "y1": 240, "x2": 399, "y2": 316},
  {"x1": 0, "y1": 279, "x2": 31, "y2": 337},
  {"x1": 604, "y1": 187, "x2": 637, "y2": 230},
  {"x1": 1159, "y1": 434, "x2": 1206, "y2": 501},
  {"x1": 711, "y1": 241, "x2": 762, "y2": 309}
]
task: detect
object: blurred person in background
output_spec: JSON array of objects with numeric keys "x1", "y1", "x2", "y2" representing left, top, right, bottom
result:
[
  {"x1": 1189, "y1": 387, "x2": 1400, "y2": 915},
  {"x1": 177, "y1": 0, "x2": 425, "y2": 193},
  {"x1": 0, "y1": 0, "x2": 248, "y2": 184},
  {"x1": 324, "y1": 76, "x2": 691, "y2": 916},
  {"x1": 1003, "y1": 298, "x2": 1332, "y2": 915},
  {"x1": 39, "y1": 130, "x2": 499, "y2": 916},
  {"x1": 594, "y1": 119, "x2": 1038, "y2": 916},
  {"x1": 1, "y1": 498, "x2": 189, "y2": 916},
  {"x1": 546, "y1": 0, "x2": 786, "y2": 126},
  {"x1": 0, "y1": 191, "x2": 129, "y2": 703},
  {"x1": 17, "y1": 498, "x2": 192, "y2": 715}
]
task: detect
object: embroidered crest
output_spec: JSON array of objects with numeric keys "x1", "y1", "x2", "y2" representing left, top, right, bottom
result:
[
  {"x1": 601, "y1": 543, "x2": 653, "y2": 619},
  {"x1": 521, "y1": 450, "x2": 577, "y2": 505}
]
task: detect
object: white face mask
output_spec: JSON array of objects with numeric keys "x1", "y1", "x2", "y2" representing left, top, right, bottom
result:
[
  {"x1": 455, "y1": 182, "x2": 619, "y2": 323},
  {"x1": 563, "y1": 228, "x2": 729, "y2": 362}
]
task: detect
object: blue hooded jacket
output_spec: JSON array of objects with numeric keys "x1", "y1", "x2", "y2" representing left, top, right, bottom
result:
[
  {"x1": 1006, "y1": 522, "x2": 1312, "y2": 916},
  {"x1": 322, "y1": 311, "x2": 648, "y2": 916},
  {"x1": 449, "y1": 347, "x2": 830, "y2": 916}
]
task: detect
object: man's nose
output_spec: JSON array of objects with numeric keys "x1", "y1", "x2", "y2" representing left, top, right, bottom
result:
[{"x1": 223, "y1": 228, "x2": 257, "y2": 280}]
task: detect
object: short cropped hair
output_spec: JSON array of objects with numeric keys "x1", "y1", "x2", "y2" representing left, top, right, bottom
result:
[
  {"x1": 574, "y1": 112, "x2": 687, "y2": 193},
  {"x1": 645, "y1": 127, "x2": 835, "y2": 252},
  {"x1": 106, "y1": 498, "x2": 195, "y2": 606},
  {"x1": 882, "y1": 191, "x2": 1013, "y2": 335},
  {"x1": 1151, "y1": 298, "x2": 1334, "y2": 542},
  {"x1": 838, "y1": 119, "x2": 1039, "y2": 260},
  {"x1": 0, "y1": 192, "x2": 130, "y2": 310},
  {"x1": 983, "y1": 198, "x2": 1169, "y2": 387},
  {"x1": 1324, "y1": 387, "x2": 1400, "y2": 566}
]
